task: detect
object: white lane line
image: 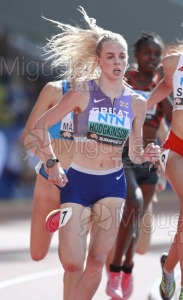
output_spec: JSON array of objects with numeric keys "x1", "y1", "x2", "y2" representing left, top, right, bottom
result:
[{"x1": 0, "y1": 268, "x2": 62, "y2": 289}]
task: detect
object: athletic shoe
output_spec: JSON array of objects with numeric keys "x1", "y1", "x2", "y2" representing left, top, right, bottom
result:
[
  {"x1": 106, "y1": 271, "x2": 123, "y2": 299},
  {"x1": 179, "y1": 291, "x2": 183, "y2": 300},
  {"x1": 159, "y1": 253, "x2": 176, "y2": 300},
  {"x1": 122, "y1": 272, "x2": 133, "y2": 300},
  {"x1": 45, "y1": 209, "x2": 60, "y2": 232}
]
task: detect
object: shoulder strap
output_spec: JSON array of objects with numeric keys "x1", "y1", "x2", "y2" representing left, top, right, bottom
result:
[{"x1": 62, "y1": 79, "x2": 70, "y2": 95}]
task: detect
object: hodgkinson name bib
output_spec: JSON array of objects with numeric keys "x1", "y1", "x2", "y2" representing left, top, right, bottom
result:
[{"x1": 87, "y1": 110, "x2": 130, "y2": 146}]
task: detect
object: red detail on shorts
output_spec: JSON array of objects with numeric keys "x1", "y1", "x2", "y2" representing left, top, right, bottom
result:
[
  {"x1": 178, "y1": 66, "x2": 183, "y2": 71},
  {"x1": 162, "y1": 130, "x2": 183, "y2": 156}
]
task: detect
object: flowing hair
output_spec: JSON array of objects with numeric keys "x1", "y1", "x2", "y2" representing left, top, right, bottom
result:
[
  {"x1": 43, "y1": 6, "x2": 127, "y2": 80},
  {"x1": 164, "y1": 40, "x2": 183, "y2": 56},
  {"x1": 164, "y1": 22, "x2": 183, "y2": 55}
]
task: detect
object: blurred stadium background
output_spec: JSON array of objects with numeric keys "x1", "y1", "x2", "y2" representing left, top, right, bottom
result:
[{"x1": 0, "y1": 0, "x2": 183, "y2": 200}]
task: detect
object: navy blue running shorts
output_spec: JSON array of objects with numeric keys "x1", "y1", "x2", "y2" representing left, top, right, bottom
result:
[{"x1": 61, "y1": 163, "x2": 126, "y2": 207}]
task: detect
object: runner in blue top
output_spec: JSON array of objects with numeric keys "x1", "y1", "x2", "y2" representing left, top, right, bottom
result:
[
  {"x1": 24, "y1": 7, "x2": 160, "y2": 300},
  {"x1": 22, "y1": 79, "x2": 74, "y2": 261}
]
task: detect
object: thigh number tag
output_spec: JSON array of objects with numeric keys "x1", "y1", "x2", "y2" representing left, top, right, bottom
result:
[
  {"x1": 59, "y1": 207, "x2": 72, "y2": 227},
  {"x1": 159, "y1": 149, "x2": 170, "y2": 173}
]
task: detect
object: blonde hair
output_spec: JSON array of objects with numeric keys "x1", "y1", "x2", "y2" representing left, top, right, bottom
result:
[
  {"x1": 164, "y1": 40, "x2": 183, "y2": 56},
  {"x1": 164, "y1": 22, "x2": 183, "y2": 54},
  {"x1": 43, "y1": 6, "x2": 127, "y2": 80}
]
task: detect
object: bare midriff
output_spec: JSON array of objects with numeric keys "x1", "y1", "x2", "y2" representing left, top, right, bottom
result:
[
  {"x1": 73, "y1": 140, "x2": 123, "y2": 170},
  {"x1": 171, "y1": 111, "x2": 183, "y2": 140}
]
